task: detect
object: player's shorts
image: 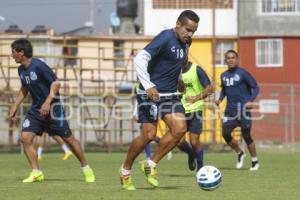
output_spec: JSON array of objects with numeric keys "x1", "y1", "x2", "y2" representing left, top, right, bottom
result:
[
  {"x1": 136, "y1": 94, "x2": 185, "y2": 123},
  {"x1": 21, "y1": 105, "x2": 72, "y2": 138},
  {"x1": 185, "y1": 111, "x2": 202, "y2": 134},
  {"x1": 222, "y1": 111, "x2": 252, "y2": 130}
]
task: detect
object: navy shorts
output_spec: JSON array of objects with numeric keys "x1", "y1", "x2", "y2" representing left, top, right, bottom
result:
[
  {"x1": 136, "y1": 94, "x2": 185, "y2": 123},
  {"x1": 222, "y1": 111, "x2": 252, "y2": 130},
  {"x1": 22, "y1": 105, "x2": 72, "y2": 138},
  {"x1": 185, "y1": 111, "x2": 202, "y2": 134}
]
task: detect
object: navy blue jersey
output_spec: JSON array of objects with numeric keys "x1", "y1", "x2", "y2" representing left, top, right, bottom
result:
[
  {"x1": 219, "y1": 67, "x2": 259, "y2": 114},
  {"x1": 18, "y1": 58, "x2": 59, "y2": 112},
  {"x1": 196, "y1": 65, "x2": 211, "y2": 87},
  {"x1": 143, "y1": 29, "x2": 189, "y2": 93}
]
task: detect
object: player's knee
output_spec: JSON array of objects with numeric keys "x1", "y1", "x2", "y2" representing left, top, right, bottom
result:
[
  {"x1": 172, "y1": 130, "x2": 186, "y2": 142},
  {"x1": 172, "y1": 123, "x2": 187, "y2": 139},
  {"x1": 141, "y1": 123, "x2": 157, "y2": 142},
  {"x1": 20, "y1": 133, "x2": 33, "y2": 145},
  {"x1": 141, "y1": 129, "x2": 157, "y2": 142},
  {"x1": 168, "y1": 124, "x2": 186, "y2": 142},
  {"x1": 189, "y1": 140, "x2": 197, "y2": 148},
  {"x1": 222, "y1": 129, "x2": 232, "y2": 144},
  {"x1": 143, "y1": 133, "x2": 156, "y2": 142},
  {"x1": 189, "y1": 136, "x2": 199, "y2": 148},
  {"x1": 241, "y1": 128, "x2": 253, "y2": 145},
  {"x1": 177, "y1": 137, "x2": 186, "y2": 147},
  {"x1": 63, "y1": 135, "x2": 78, "y2": 145}
]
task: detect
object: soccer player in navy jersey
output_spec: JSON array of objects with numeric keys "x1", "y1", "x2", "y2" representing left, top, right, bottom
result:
[
  {"x1": 9, "y1": 39, "x2": 95, "y2": 183},
  {"x1": 142, "y1": 58, "x2": 214, "y2": 173},
  {"x1": 120, "y1": 10, "x2": 199, "y2": 190},
  {"x1": 215, "y1": 49, "x2": 260, "y2": 171}
]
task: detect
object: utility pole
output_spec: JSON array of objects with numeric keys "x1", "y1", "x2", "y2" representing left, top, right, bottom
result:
[
  {"x1": 90, "y1": 0, "x2": 94, "y2": 27},
  {"x1": 211, "y1": 0, "x2": 217, "y2": 141},
  {"x1": 84, "y1": 0, "x2": 94, "y2": 34}
]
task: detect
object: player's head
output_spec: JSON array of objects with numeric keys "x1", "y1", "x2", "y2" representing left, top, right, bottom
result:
[
  {"x1": 225, "y1": 49, "x2": 239, "y2": 69},
  {"x1": 11, "y1": 38, "x2": 33, "y2": 63},
  {"x1": 175, "y1": 10, "x2": 199, "y2": 44}
]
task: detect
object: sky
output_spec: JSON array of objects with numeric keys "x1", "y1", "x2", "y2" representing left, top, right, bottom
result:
[{"x1": 0, "y1": 0, "x2": 141, "y2": 35}]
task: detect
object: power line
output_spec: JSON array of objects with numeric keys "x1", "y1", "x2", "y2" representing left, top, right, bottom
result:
[
  {"x1": 0, "y1": 0, "x2": 115, "y2": 6},
  {"x1": 1, "y1": 0, "x2": 300, "y2": 7}
]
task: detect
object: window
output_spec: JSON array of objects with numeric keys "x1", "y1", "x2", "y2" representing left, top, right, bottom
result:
[
  {"x1": 259, "y1": 99, "x2": 280, "y2": 113},
  {"x1": 261, "y1": 0, "x2": 300, "y2": 14},
  {"x1": 62, "y1": 40, "x2": 78, "y2": 67},
  {"x1": 215, "y1": 41, "x2": 234, "y2": 66},
  {"x1": 256, "y1": 39, "x2": 283, "y2": 67}
]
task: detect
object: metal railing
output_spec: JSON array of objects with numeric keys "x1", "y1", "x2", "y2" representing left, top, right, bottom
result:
[{"x1": 0, "y1": 39, "x2": 299, "y2": 152}]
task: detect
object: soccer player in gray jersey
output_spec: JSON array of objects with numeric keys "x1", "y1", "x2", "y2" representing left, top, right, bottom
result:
[{"x1": 120, "y1": 10, "x2": 199, "y2": 190}]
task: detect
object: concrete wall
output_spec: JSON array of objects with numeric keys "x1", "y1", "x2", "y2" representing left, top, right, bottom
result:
[
  {"x1": 239, "y1": 0, "x2": 300, "y2": 36},
  {"x1": 239, "y1": 37, "x2": 300, "y2": 84},
  {"x1": 144, "y1": 0, "x2": 237, "y2": 36}
]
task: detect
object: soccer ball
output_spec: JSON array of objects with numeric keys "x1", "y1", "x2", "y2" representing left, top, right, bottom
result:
[{"x1": 196, "y1": 165, "x2": 222, "y2": 191}]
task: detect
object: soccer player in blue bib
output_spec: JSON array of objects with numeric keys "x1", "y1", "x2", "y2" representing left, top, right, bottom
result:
[
  {"x1": 120, "y1": 10, "x2": 199, "y2": 190},
  {"x1": 216, "y1": 49, "x2": 260, "y2": 171},
  {"x1": 9, "y1": 39, "x2": 95, "y2": 183}
]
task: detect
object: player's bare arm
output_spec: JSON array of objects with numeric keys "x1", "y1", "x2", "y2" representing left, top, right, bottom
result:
[
  {"x1": 39, "y1": 81, "x2": 61, "y2": 116},
  {"x1": 244, "y1": 101, "x2": 255, "y2": 109},
  {"x1": 9, "y1": 86, "x2": 28, "y2": 120},
  {"x1": 177, "y1": 79, "x2": 185, "y2": 93},
  {"x1": 186, "y1": 85, "x2": 214, "y2": 104}
]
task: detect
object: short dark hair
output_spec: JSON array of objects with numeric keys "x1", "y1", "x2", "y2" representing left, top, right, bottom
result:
[
  {"x1": 225, "y1": 49, "x2": 238, "y2": 58},
  {"x1": 11, "y1": 38, "x2": 33, "y2": 58},
  {"x1": 177, "y1": 10, "x2": 200, "y2": 23}
]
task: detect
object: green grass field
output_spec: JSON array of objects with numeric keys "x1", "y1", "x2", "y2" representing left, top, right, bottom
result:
[{"x1": 0, "y1": 151, "x2": 299, "y2": 200}]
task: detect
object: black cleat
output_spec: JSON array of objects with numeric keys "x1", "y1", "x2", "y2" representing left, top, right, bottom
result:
[
  {"x1": 236, "y1": 151, "x2": 245, "y2": 169},
  {"x1": 196, "y1": 160, "x2": 203, "y2": 172},
  {"x1": 250, "y1": 161, "x2": 260, "y2": 171},
  {"x1": 188, "y1": 155, "x2": 196, "y2": 171}
]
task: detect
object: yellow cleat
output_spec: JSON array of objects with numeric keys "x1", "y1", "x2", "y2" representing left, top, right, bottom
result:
[
  {"x1": 139, "y1": 160, "x2": 147, "y2": 173},
  {"x1": 119, "y1": 171, "x2": 136, "y2": 191},
  {"x1": 22, "y1": 171, "x2": 45, "y2": 183},
  {"x1": 62, "y1": 151, "x2": 73, "y2": 160},
  {"x1": 142, "y1": 162, "x2": 159, "y2": 187},
  {"x1": 83, "y1": 166, "x2": 95, "y2": 182},
  {"x1": 38, "y1": 156, "x2": 42, "y2": 161}
]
